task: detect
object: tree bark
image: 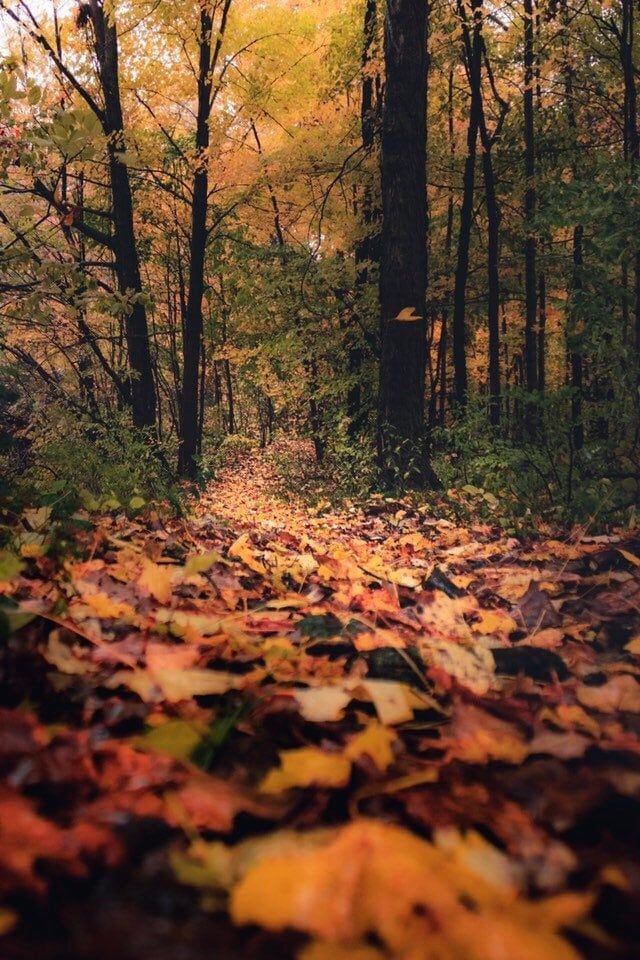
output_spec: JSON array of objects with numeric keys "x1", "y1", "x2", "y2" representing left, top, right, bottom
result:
[
  {"x1": 378, "y1": 0, "x2": 433, "y2": 485},
  {"x1": 179, "y1": 0, "x2": 232, "y2": 478},
  {"x1": 452, "y1": 0, "x2": 483, "y2": 412},
  {"x1": 620, "y1": 0, "x2": 640, "y2": 355},
  {"x1": 523, "y1": 0, "x2": 538, "y2": 407},
  {"x1": 87, "y1": 0, "x2": 156, "y2": 429}
]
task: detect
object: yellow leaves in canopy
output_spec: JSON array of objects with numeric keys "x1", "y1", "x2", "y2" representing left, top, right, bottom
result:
[
  {"x1": 229, "y1": 819, "x2": 590, "y2": 960},
  {"x1": 259, "y1": 747, "x2": 351, "y2": 794}
]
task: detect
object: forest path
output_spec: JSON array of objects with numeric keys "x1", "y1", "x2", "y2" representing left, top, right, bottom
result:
[{"x1": 194, "y1": 440, "x2": 508, "y2": 598}]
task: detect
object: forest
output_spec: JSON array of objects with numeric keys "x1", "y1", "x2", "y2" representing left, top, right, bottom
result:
[{"x1": 1, "y1": 0, "x2": 640, "y2": 958}]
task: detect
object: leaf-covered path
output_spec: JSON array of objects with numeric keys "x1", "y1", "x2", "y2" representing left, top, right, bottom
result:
[{"x1": 2, "y1": 445, "x2": 640, "y2": 959}]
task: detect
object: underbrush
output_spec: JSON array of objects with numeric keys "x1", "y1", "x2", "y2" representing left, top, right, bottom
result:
[
  {"x1": 260, "y1": 407, "x2": 638, "y2": 532},
  {"x1": 1, "y1": 403, "x2": 181, "y2": 533},
  {"x1": 432, "y1": 400, "x2": 639, "y2": 529}
]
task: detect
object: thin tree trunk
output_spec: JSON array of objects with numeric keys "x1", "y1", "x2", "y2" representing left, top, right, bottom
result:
[
  {"x1": 570, "y1": 224, "x2": 584, "y2": 449},
  {"x1": 523, "y1": 0, "x2": 538, "y2": 408},
  {"x1": 561, "y1": 0, "x2": 584, "y2": 448},
  {"x1": 537, "y1": 267, "x2": 546, "y2": 393},
  {"x1": 483, "y1": 145, "x2": 501, "y2": 426},
  {"x1": 437, "y1": 70, "x2": 456, "y2": 427},
  {"x1": 452, "y1": 0, "x2": 483, "y2": 412},
  {"x1": 179, "y1": 0, "x2": 232, "y2": 478}
]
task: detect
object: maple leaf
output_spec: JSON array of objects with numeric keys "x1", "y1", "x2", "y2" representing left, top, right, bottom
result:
[
  {"x1": 135, "y1": 559, "x2": 175, "y2": 603},
  {"x1": 259, "y1": 747, "x2": 351, "y2": 793},
  {"x1": 228, "y1": 819, "x2": 590, "y2": 960},
  {"x1": 577, "y1": 675, "x2": 640, "y2": 713}
]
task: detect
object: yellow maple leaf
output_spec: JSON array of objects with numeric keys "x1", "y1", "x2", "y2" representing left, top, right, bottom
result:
[
  {"x1": 344, "y1": 721, "x2": 396, "y2": 772},
  {"x1": 259, "y1": 747, "x2": 351, "y2": 794},
  {"x1": 80, "y1": 590, "x2": 136, "y2": 621},
  {"x1": 472, "y1": 608, "x2": 518, "y2": 637},
  {"x1": 230, "y1": 819, "x2": 590, "y2": 960},
  {"x1": 138, "y1": 559, "x2": 176, "y2": 604},
  {"x1": 229, "y1": 534, "x2": 267, "y2": 575}
]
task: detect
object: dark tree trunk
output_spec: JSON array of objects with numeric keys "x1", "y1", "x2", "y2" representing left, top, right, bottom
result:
[
  {"x1": 452, "y1": 0, "x2": 483, "y2": 412},
  {"x1": 180, "y1": 3, "x2": 216, "y2": 475},
  {"x1": 87, "y1": 0, "x2": 156, "y2": 430},
  {"x1": 179, "y1": 0, "x2": 232, "y2": 478},
  {"x1": 537, "y1": 267, "x2": 546, "y2": 393},
  {"x1": 523, "y1": 0, "x2": 538, "y2": 405},
  {"x1": 483, "y1": 146, "x2": 501, "y2": 426},
  {"x1": 561, "y1": 0, "x2": 584, "y2": 449},
  {"x1": 620, "y1": 0, "x2": 640, "y2": 354},
  {"x1": 435, "y1": 70, "x2": 456, "y2": 427},
  {"x1": 377, "y1": 0, "x2": 432, "y2": 485},
  {"x1": 570, "y1": 224, "x2": 584, "y2": 450}
]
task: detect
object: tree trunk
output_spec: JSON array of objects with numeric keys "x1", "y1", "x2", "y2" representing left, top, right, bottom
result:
[
  {"x1": 483, "y1": 146, "x2": 501, "y2": 426},
  {"x1": 377, "y1": 0, "x2": 431, "y2": 485},
  {"x1": 561, "y1": 0, "x2": 584, "y2": 449},
  {"x1": 87, "y1": 0, "x2": 156, "y2": 430},
  {"x1": 180, "y1": 3, "x2": 214, "y2": 476},
  {"x1": 570, "y1": 224, "x2": 584, "y2": 449},
  {"x1": 452, "y1": 0, "x2": 483, "y2": 412},
  {"x1": 620, "y1": 0, "x2": 640, "y2": 354},
  {"x1": 523, "y1": 0, "x2": 538, "y2": 406}
]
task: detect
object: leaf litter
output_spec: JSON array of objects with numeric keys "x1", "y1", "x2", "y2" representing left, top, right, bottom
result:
[{"x1": 1, "y1": 449, "x2": 640, "y2": 958}]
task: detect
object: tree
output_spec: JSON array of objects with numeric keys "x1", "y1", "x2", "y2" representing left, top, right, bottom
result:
[
  {"x1": 377, "y1": 0, "x2": 433, "y2": 485},
  {"x1": 522, "y1": 0, "x2": 538, "y2": 412},
  {"x1": 0, "y1": 0, "x2": 157, "y2": 430},
  {"x1": 178, "y1": 0, "x2": 233, "y2": 479}
]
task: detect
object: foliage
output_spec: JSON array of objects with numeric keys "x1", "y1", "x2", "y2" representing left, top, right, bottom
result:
[{"x1": 1, "y1": 399, "x2": 179, "y2": 517}]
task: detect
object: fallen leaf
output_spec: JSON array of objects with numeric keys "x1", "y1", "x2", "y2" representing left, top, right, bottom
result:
[
  {"x1": 259, "y1": 747, "x2": 351, "y2": 794},
  {"x1": 577, "y1": 675, "x2": 640, "y2": 713}
]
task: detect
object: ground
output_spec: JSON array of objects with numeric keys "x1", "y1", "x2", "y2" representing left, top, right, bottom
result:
[{"x1": 1, "y1": 443, "x2": 640, "y2": 959}]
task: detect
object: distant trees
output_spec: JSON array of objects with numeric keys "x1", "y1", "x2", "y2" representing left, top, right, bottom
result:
[{"x1": 0, "y1": 0, "x2": 638, "y2": 506}]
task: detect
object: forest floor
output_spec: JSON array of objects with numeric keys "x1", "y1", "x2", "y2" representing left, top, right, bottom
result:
[{"x1": 1, "y1": 442, "x2": 640, "y2": 960}]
